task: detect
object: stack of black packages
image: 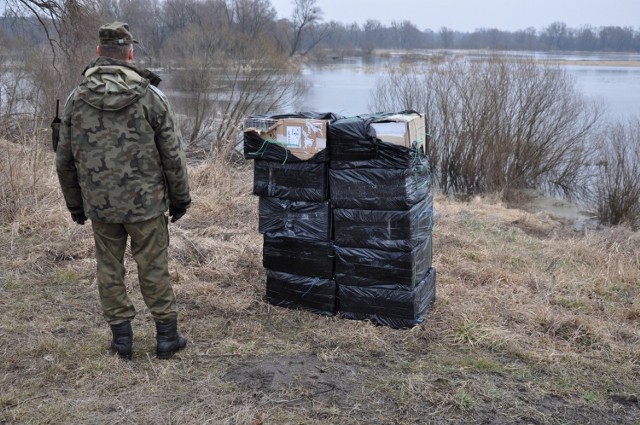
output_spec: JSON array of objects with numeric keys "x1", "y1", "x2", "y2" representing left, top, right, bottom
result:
[
  {"x1": 244, "y1": 113, "x2": 340, "y2": 316},
  {"x1": 330, "y1": 112, "x2": 436, "y2": 328}
]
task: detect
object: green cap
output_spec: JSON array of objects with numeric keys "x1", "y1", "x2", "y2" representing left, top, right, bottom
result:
[{"x1": 98, "y1": 21, "x2": 138, "y2": 46}]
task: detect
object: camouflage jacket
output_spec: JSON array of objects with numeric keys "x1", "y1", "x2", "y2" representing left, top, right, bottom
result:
[{"x1": 56, "y1": 57, "x2": 191, "y2": 223}]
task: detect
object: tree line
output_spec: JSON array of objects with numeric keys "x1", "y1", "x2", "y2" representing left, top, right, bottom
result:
[
  {"x1": 323, "y1": 21, "x2": 640, "y2": 53},
  {"x1": 2, "y1": 1, "x2": 639, "y2": 66},
  {"x1": 444, "y1": 22, "x2": 639, "y2": 52}
]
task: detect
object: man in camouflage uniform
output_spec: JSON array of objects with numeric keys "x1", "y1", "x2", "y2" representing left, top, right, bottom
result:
[{"x1": 56, "y1": 22, "x2": 191, "y2": 360}]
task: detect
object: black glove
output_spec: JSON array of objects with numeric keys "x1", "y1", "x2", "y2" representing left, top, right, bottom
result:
[
  {"x1": 71, "y1": 213, "x2": 87, "y2": 225},
  {"x1": 169, "y1": 205, "x2": 187, "y2": 223}
]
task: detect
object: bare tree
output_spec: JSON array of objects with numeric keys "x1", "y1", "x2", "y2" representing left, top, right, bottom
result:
[
  {"x1": 161, "y1": 0, "x2": 206, "y2": 35},
  {"x1": 391, "y1": 20, "x2": 425, "y2": 49},
  {"x1": 5, "y1": 0, "x2": 102, "y2": 71},
  {"x1": 574, "y1": 25, "x2": 598, "y2": 51},
  {"x1": 117, "y1": 0, "x2": 165, "y2": 63},
  {"x1": 226, "y1": 0, "x2": 277, "y2": 40},
  {"x1": 3, "y1": 0, "x2": 104, "y2": 114},
  {"x1": 541, "y1": 21, "x2": 570, "y2": 50},
  {"x1": 439, "y1": 26, "x2": 454, "y2": 48},
  {"x1": 163, "y1": 18, "x2": 305, "y2": 156},
  {"x1": 362, "y1": 19, "x2": 383, "y2": 54},
  {"x1": 287, "y1": 0, "x2": 323, "y2": 57}
]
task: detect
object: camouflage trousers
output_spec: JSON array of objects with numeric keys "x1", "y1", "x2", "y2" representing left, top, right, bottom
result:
[{"x1": 91, "y1": 214, "x2": 178, "y2": 325}]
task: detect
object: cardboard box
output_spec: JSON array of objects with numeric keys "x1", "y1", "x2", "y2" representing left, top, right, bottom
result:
[
  {"x1": 370, "y1": 113, "x2": 426, "y2": 149},
  {"x1": 245, "y1": 118, "x2": 329, "y2": 161},
  {"x1": 275, "y1": 119, "x2": 328, "y2": 160}
]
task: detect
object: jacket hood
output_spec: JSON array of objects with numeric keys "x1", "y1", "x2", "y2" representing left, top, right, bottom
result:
[
  {"x1": 81, "y1": 57, "x2": 162, "y2": 87},
  {"x1": 76, "y1": 59, "x2": 150, "y2": 111}
]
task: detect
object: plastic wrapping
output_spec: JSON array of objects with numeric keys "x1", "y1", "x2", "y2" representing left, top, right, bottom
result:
[
  {"x1": 328, "y1": 116, "x2": 378, "y2": 162},
  {"x1": 253, "y1": 160, "x2": 328, "y2": 202},
  {"x1": 258, "y1": 197, "x2": 332, "y2": 241},
  {"x1": 268, "y1": 112, "x2": 342, "y2": 121},
  {"x1": 330, "y1": 156, "x2": 431, "y2": 210},
  {"x1": 334, "y1": 237, "x2": 432, "y2": 289},
  {"x1": 339, "y1": 267, "x2": 436, "y2": 329},
  {"x1": 329, "y1": 113, "x2": 427, "y2": 169},
  {"x1": 266, "y1": 269, "x2": 337, "y2": 316},
  {"x1": 333, "y1": 192, "x2": 433, "y2": 251},
  {"x1": 330, "y1": 146, "x2": 425, "y2": 170},
  {"x1": 244, "y1": 112, "x2": 341, "y2": 163},
  {"x1": 263, "y1": 236, "x2": 334, "y2": 279}
]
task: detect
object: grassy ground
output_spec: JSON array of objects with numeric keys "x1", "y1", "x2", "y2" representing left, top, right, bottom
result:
[{"x1": 1, "y1": 138, "x2": 639, "y2": 424}]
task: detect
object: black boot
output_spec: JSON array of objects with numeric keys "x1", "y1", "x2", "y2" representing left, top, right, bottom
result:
[
  {"x1": 110, "y1": 321, "x2": 133, "y2": 360},
  {"x1": 156, "y1": 320, "x2": 187, "y2": 359}
]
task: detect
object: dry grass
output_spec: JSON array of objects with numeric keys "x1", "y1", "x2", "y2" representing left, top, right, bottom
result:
[{"x1": 1, "y1": 136, "x2": 639, "y2": 424}]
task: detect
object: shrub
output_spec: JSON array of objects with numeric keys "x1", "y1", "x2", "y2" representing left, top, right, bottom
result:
[
  {"x1": 0, "y1": 132, "x2": 56, "y2": 224},
  {"x1": 589, "y1": 118, "x2": 640, "y2": 228},
  {"x1": 371, "y1": 55, "x2": 602, "y2": 199}
]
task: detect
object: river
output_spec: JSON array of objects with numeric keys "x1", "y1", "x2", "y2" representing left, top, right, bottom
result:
[{"x1": 294, "y1": 51, "x2": 640, "y2": 121}]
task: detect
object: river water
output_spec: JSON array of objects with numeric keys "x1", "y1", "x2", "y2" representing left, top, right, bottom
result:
[{"x1": 295, "y1": 51, "x2": 640, "y2": 122}]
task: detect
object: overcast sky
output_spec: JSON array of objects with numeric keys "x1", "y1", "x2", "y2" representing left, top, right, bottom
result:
[{"x1": 269, "y1": 0, "x2": 640, "y2": 32}]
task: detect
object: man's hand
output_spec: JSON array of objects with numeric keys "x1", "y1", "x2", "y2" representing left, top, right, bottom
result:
[
  {"x1": 71, "y1": 213, "x2": 87, "y2": 225},
  {"x1": 169, "y1": 205, "x2": 187, "y2": 223}
]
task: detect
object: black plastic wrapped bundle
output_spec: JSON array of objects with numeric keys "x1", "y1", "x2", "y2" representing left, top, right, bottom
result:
[
  {"x1": 266, "y1": 269, "x2": 337, "y2": 316},
  {"x1": 258, "y1": 197, "x2": 331, "y2": 241},
  {"x1": 263, "y1": 236, "x2": 334, "y2": 279},
  {"x1": 329, "y1": 114, "x2": 427, "y2": 169},
  {"x1": 253, "y1": 160, "x2": 328, "y2": 202},
  {"x1": 338, "y1": 267, "x2": 436, "y2": 329},
  {"x1": 329, "y1": 156, "x2": 431, "y2": 210},
  {"x1": 330, "y1": 144, "x2": 425, "y2": 170},
  {"x1": 333, "y1": 192, "x2": 433, "y2": 251},
  {"x1": 334, "y1": 237, "x2": 432, "y2": 289},
  {"x1": 243, "y1": 112, "x2": 341, "y2": 163},
  {"x1": 328, "y1": 116, "x2": 377, "y2": 162}
]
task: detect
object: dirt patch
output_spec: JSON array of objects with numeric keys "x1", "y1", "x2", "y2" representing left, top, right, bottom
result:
[
  {"x1": 223, "y1": 353, "x2": 357, "y2": 395},
  {"x1": 510, "y1": 218, "x2": 554, "y2": 239},
  {"x1": 609, "y1": 393, "x2": 640, "y2": 409}
]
